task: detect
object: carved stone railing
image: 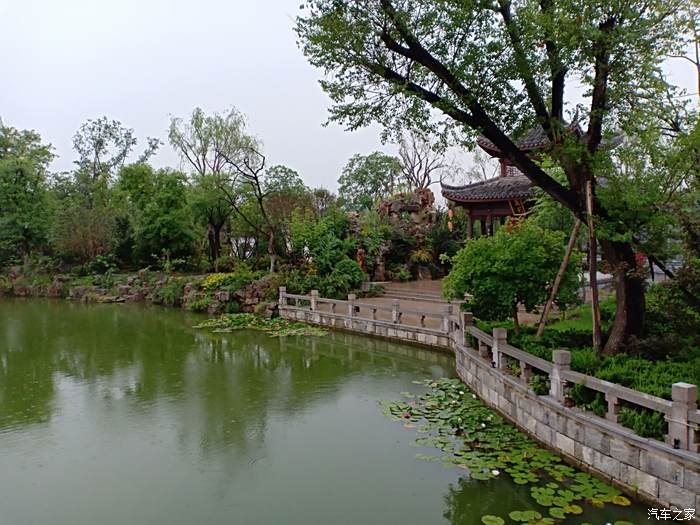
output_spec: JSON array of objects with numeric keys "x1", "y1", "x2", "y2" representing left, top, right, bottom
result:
[
  {"x1": 278, "y1": 287, "x2": 700, "y2": 510},
  {"x1": 461, "y1": 314, "x2": 699, "y2": 454}
]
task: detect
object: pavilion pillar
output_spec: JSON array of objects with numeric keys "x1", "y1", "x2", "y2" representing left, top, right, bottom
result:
[
  {"x1": 467, "y1": 214, "x2": 474, "y2": 239},
  {"x1": 480, "y1": 218, "x2": 487, "y2": 236},
  {"x1": 486, "y1": 214, "x2": 493, "y2": 236}
]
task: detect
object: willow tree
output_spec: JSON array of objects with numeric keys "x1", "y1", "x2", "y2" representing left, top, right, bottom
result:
[{"x1": 297, "y1": 0, "x2": 683, "y2": 353}]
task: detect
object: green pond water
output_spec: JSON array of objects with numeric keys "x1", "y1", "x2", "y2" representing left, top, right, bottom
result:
[{"x1": 0, "y1": 299, "x2": 648, "y2": 525}]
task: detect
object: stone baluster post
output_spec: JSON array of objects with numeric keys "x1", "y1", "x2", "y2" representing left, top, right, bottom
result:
[
  {"x1": 346, "y1": 294, "x2": 356, "y2": 330},
  {"x1": 667, "y1": 382, "x2": 698, "y2": 452},
  {"x1": 460, "y1": 312, "x2": 473, "y2": 348},
  {"x1": 347, "y1": 294, "x2": 356, "y2": 317},
  {"x1": 391, "y1": 299, "x2": 400, "y2": 324},
  {"x1": 549, "y1": 349, "x2": 571, "y2": 403},
  {"x1": 605, "y1": 393, "x2": 620, "y2": 423},
  {"x1": 441, "y1": 303, "x2": 453, "y2": 334},
  {"x1": 310, "y1": 290, "x2": 320, "y2": 323},
  {"x1": 492, "y1": 327, "x2": 507, "y2": 369},
  {"x1": 520, "y1": 360, "x2": 532, "y2": 384},
  {"x1": 278, "y1": 286, "x2": 287, "y2": 308}
]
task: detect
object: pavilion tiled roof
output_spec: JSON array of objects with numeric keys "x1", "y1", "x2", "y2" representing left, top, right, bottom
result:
[
  {"x1": 441, "y1": 172, "x2": 533, "y2": 203},
  {"x1": 477, "y1": 122, "x2": 623, "y2": 155}
]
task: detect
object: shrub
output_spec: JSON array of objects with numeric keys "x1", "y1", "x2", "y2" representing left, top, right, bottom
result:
[
  {"x1": 444, "y1": 219, "x2": 581, "y2": 328},
  {"x1": 154, "y1": 278, "x2": 185, "y2": 306},
  {"x1": 322, "y1": 257, "x2": 366, "y2": 298},
  {"x1": 215, "y1": 255, "x2": 238, "y2": 272},
  {"x1": 187, "y1": 296, "x2": 210, "y2": 312},
  {"x1": 389, "y1": 263, "x2": 411, "y2": 281},
  {"x1": 201, "y1": 265, "x2": 259, "y2": 293},
  {"x1": 618, "y1": 406, "x2": 666, "y2": 440},
  {"x1": 87, "y1": 254, "x2": 117, "y2": 275}
]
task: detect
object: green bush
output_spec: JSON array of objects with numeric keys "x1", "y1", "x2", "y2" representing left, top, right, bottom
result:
[
  {"x1": 187, "y1": 296, "x2": 210, "y2": 312},
  {"x1": 618, "y1": 406, "x2": 666, "y2": 440},
  {"x1": 201, "y1": 264, "x2": 260, "y2": 293},
  {"x1": 323, "y1": 257, "x2": 366, "y2": 298},
  {"x1": 154, "y1": 278, "x2": 185, "y2": 306},
  {"x1": 444, "y1": 219, "x2": 581, "y2": 326}
]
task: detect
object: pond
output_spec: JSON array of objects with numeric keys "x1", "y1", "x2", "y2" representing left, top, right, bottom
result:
[{"x1": 0, "y1": 299, "x2": 648, "y2": 525}]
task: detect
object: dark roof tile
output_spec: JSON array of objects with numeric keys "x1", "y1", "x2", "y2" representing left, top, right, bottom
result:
[{"x1": 441, "y1": 172, "x2": 533, "y2": 202}]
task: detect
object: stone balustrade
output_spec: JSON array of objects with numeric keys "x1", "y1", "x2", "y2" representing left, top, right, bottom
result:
[{"x1": 279, "y1": 287, "x2": 700, "y2": 512}]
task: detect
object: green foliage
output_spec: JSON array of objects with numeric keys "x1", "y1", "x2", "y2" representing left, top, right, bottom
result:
[
  {"x1": 409, "y1": 248, "x2": 432, "y2": 265},
  {"x1": 323, "y1": 258, "x2": 366, "y2": 298},
  {"x1": 153, "y1": 278, "x2": 186, "y2": 307},
  {"x1": 529, "y1": 375, "x2": 550, "y2": 396},
  {"x1": 337, "y1": 152, "x2": 402, "y2": 210},
  {"x1": 618, "y1": 406, "x2": 666, "y2": 440},
  {"x1": 194, "y1": 313, "x2": 327, "y2": 337},
  {"x1": 119, "y1": 164, "x2": 196, "y2": 264},
  {"x1": 389, "y1": 263, "x2": 411, "y2": 281},
  {"x1": 187, "y1": 296, "x2": 210, "y2": 313},
  {"x1": 290, "y1": 207, "x2": 353, "y2": 274},
  {"x1": 381, "y1": 378, "x2": 633, "y2": 523},
  {"x1": 201, "y1": 265, "x2": 259, "y2": 293},
  {"x1": 444, "y1": 220, "x2": 581, "y2": 323},
  {"x1": 0, "y1": 124, "x2": 53, "y2": 268}
]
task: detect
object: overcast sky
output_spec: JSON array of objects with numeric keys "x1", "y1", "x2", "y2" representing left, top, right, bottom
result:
[
  {"x1": 1, "y1": 0, "x2": 696, "y2": 192},
  {"x1": 0, "y1": 0, "x2": 397, "y2": 191}
]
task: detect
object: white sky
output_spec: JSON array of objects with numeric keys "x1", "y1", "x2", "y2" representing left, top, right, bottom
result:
[
  {"x1": 0, "y1": 0, "x2": 696, "y2": 192},
  {"x1": 0, "y1": 0, "x2": 395, "y2": 191}
]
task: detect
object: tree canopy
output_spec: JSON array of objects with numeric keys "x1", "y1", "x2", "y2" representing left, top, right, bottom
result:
[{"x1": 296, "y1": 0, "x2": 692, "y2": 352}]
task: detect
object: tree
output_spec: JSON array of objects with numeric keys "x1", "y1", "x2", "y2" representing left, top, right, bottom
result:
[
  {"x1": 50, "y1": 117, "x2": 161, "y2": 263},
  {"x1": 189, "y1": 174, "x2": 232, "y2": 266},
  {"x1": 169, "y1": 107, "x2": 246, "y2": 264},
  {"x1": 297, "y1": 0, "x2": 682, "y2": 353},
  {"x1": 443, "y1": 220, "x2": 581, "y2": 333},
  {"x1": 337, "y1": 152, "x2": 402, "y2": 210},
  {"x1": 397, "y1": 132, "x2": 448, "y2": 189},
  {"x1": 118, "y1": 164, "x2": 196, "y2": 264},
  {"x1": 0, "y1": 124, "x2": 53, "y2": 266},
  {"x1": 73, "y1": 117, "x2": 159, "y2": 182},
  {"x1": 263, "y1": 165, "x2": 314, "y2": 254}
]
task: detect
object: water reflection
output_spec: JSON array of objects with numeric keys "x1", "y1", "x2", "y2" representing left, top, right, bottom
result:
[{"x1": 0, "y1": 299, "x2": 646, "y2": 525}]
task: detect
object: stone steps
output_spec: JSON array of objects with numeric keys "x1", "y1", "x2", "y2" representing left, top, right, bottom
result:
[{"x1": 377, "y1": 289, "x2": 447, "y2": 304}]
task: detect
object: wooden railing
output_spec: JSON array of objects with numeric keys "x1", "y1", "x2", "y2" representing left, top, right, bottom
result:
[{"x1": 279, "y1": 288, "x2": 700, "y2": 454}]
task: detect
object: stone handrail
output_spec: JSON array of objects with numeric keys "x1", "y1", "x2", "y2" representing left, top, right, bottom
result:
[
  {"x1": 462, "y1": 314, "x2": 699, "y2": 454},
  {"x1": 279, "y1": 287, "x2": 700, "y2": 510},
  {"x1": 279, "y1": 287, "x2": 699, "y2": 455}
]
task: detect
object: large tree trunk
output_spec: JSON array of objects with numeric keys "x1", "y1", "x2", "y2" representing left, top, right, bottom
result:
[
  {"x1": 207, "y1": 223, "x2": 223, "y2": 266},
  {"x1": 600, "y1": 239, "x2": 645, "y2": 355}
]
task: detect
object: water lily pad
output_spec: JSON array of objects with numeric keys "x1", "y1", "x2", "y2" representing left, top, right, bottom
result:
[
  {"x1": 565, "y1": 504, "x2": 583, "y2": 515},
  {"x1": 612, "y1": 495, "x2": 631, "y2": 506},
  {"x1": 481, "y1": 515, "x2": 505, "y2": 525},
  {"x1": 548, "y1": 507, "x2": 566, "y2": 519},
  {"x1": 509, "y1": 510, "x2": 542, "y2": 522}
]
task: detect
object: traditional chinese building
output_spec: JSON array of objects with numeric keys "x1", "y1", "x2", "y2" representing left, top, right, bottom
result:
[
  {"x1": 442, "y1": 125, "x2": 557, "y2": 238},
  {"x1": 443, "y1": 124, "x2": 622, "y2": 238}
]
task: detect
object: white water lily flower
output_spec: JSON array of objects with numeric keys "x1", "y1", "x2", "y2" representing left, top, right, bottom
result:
[
  {"x1": 491, "y1": 470, "x2": 500, "y2": 476},
  {"x1": 459, "y1": 391, "x2": 464, "y2": 395},
  {"x1": 472, "y1": 394, "x2": 476, "y2": 399},
  {"x1": 481, "y1": 423, "x2": 486, "y2": 428}
]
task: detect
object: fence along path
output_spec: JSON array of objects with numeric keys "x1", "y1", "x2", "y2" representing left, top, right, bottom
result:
[{"x1": 279, "y1": 287, "x2": 700, "y2": 512}]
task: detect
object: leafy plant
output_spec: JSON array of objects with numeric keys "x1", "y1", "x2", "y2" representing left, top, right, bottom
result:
[
  {"x1": 444, "y1": 220, "x2": 581, "y2": 332},
  {"x1": 194, "y1": 313, "x2": 327, "y2": 337}
]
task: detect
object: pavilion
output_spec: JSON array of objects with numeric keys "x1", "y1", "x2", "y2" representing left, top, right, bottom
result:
[{"x1": 441, "y1": 125, "x2": 566, "y2": 237}]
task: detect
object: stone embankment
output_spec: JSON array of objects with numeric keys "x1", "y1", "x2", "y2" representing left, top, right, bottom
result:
[
  {"x1": 280, "y1": 288, "x2": 700, "y2": 515},
  {"x1": 0, "y1": 270, "x2": 278, "y2": 316}
]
